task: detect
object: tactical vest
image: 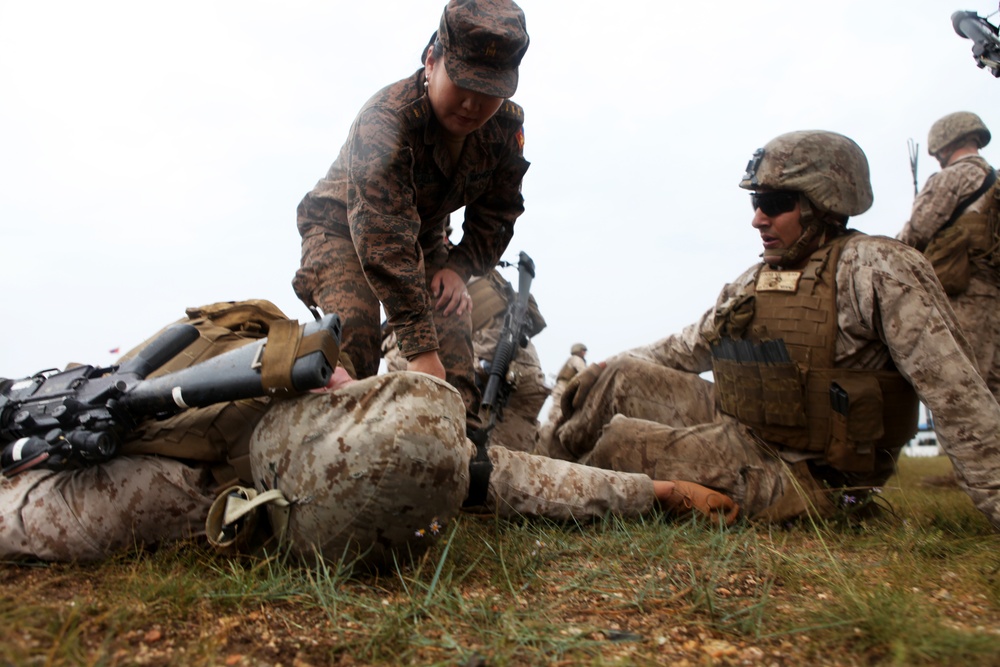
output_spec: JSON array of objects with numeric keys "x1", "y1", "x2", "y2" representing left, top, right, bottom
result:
[
  {"x1": 709, "y1": 233, "x2": 919, "y2": 473},
  {"x1": 467, "y1": 269, "x2": 547, "y2": 337},
  {"x1": 954, "y1": 180, "x2": 1000, "y2": 267},
  {"x1": 556, "y1": 357, "x2": 581, "y2": 383}
]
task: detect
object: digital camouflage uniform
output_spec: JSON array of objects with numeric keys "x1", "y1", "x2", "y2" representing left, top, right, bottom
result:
[
  {"x1": 0, "y1": 369, "x2": 654, "y2": 562},
  {"x1": 898, "y1": 153, "x2": 1000, "y2": 403},
  {"x1": 553, "y1": 130, "x2": 1000, "y2": 530},
  {"x1": 536, "y1": 347, "x2": 587, "y2": 457},
  {"x1": 382, "y1": 268, "x2": 549, "y2": 453},
  {"x1": 292, "y1": 66, "x2": 529, "y2": 423},
  {"x1": 554, "y1": 233, "x2": 1000, "y2": 528}
]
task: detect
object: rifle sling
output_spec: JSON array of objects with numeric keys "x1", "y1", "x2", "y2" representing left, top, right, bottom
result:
[
  {"x1": 260, "y1": 320, "x2": 342, "y2": 392},
  {"x1": 260, "y1": 320, "x2": 301, "y2": 392}
]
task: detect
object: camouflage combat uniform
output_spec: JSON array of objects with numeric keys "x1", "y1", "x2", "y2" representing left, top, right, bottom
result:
[
  {"x1": 553, "y1": 233, "x2": 1000, "y2": 528},
  {"x1": 293, "y1": 68, "x2": 530, "y2": 421},
  {"x1": 382, "y1": 267, "x2": 549, "y2": 452},
  {"x1": 898, "y1": 154, "x2": 1000, "y2": 403},
  {"x1": 0, "y1": 372, "x2": 654, "y2": 562},
  {"x1": 536, "y1": 349, "x2": 587, "y2": 456}
]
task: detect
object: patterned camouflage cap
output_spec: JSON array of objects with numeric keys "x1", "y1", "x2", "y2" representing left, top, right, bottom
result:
[
  {"x1": 438, "y1": 0, "x2": 529, "y2": 98},
  {"x1": 927, "y1": 111, "x2": 991, "y2": 156},
  {"x1": 739, "y1": 130, "x2": 873, "y2": 217}
]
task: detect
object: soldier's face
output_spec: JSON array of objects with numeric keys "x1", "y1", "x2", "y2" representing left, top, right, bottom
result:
[
  {"x1": 425, "y1": 51, "x2": 505, "y2": 139},
  {"x1": 751, "y1": 194, "x2": 803, "y2": 255}
]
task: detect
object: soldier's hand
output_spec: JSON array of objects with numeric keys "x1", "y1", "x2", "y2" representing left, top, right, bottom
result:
[
  {"x1": 407, "y1": 351, "x2": 447, "y2": 381},
  {"x1": 560, "y1": 361, "x2": 606, "y2": 415},
  {"x1": 655, "y1": 480, "x2": 740, "y2": 527},
  {"x1": 309, "y1": 365, "x2": 356, "y2": 393},
  {"x1": 431, "y1": 268, "x2": 472, "y2": 317}
]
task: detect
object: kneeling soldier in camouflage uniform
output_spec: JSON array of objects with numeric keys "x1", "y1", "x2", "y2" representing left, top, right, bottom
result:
[{"x1": 551, "y1": 130, "x2": 1000, "y2": 530}]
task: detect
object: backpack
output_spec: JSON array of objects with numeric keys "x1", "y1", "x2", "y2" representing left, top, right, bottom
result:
[{"x1": 119, "y1": 299, "x2": 291, "y2": 485}]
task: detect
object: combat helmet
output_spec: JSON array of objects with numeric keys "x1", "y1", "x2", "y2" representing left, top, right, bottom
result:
[
  {"x1": 739, "y1": 130, "x2": 873, "y2": 218},
  {"x1": 927, "y1": 111, "x2": 991, "y2": 157},
  {"x1": 248, "y1": 373, "x2": 470, "y2": 568},
  {"x1": 570, "y1": 343, "x2": 587, "y2": 355}
]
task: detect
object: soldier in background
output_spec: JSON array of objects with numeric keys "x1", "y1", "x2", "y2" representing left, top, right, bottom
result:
[
  {"x1": 383, "y1": 246, "x2": 550, "y2": 453},
  {"x1": 552, "y1": 130, "x2": 1000, "y2": 531},
  {"x1": 466, "y1": 266, "x2": 550, "y2": 452},
  {"x1": 535, "y1": 343, "x2": 587, "y2": 457},
  {"x1": 897, "y1": 112, "x2": 1000, "y2": 404}
]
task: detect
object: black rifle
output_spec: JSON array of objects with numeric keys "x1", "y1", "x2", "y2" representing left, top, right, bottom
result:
[
  {"x1": 0, "y1": 314, "x2": 342, "y2": 477},
  {"x1": 953, "y1": 9, "x2": 1000, "y2": 77},
  {"x1": 464, "y1": 251, "x2": 536, "y2": 507}
]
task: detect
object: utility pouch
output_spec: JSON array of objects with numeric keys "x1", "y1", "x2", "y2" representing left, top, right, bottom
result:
[
  {"x1": 759, "y1": 362, "x2": 808, "y2": 428},
  {"x1": 825, "y1": 375, "x2": 884, "y2": 473},
  {"x1": 713, "y1": 358, "x2": 807, "y2": 429}
]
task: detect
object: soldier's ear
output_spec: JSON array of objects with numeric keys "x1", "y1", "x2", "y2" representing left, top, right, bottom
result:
[{"x1": 425, "y1": 47, "x2": 439, "y2": 72}]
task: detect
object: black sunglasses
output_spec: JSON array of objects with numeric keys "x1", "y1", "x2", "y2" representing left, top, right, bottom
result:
[{"x1": 750, "y1": 191, "x2": 799, "y2": 217}]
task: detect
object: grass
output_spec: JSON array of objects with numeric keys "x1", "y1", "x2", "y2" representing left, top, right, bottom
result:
[{"x1": 2, "y1": 455, "x2": 1000, "y2": 666}]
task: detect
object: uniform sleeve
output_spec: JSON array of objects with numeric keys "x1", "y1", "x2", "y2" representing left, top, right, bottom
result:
[
  {"x1": 897, "y1": 161, "x2": 990, "y2": 251},
  {"x1": 845, "y1": 239, "x2": 1000, "y2": 530},
  {"x1": 618, "y1": 311, "x2": 716, "y2": 373},
  {"x1": 618, "y1": 266, "x2": 760, "y2": 373},
  {"x1": 446, "y1": 125, "x2": 530, "y2": 280},
  {"x1": 345, "y1": 105, "x2": 438, "y2": 358}
]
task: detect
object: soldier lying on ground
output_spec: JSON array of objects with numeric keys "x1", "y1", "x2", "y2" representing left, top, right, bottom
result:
[
  {"x1": 548, "y1": 130, "x2": 1000, "y2": 530},
  {"x1": 0, "y1": 301, "x2": 737, "y2": 565}
]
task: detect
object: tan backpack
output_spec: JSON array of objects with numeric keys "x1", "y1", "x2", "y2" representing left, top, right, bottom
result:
[{"x1": 119, "y1": 299, "x2": 292, "y2": 485}]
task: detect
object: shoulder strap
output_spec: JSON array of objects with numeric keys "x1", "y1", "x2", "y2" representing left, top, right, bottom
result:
[{"x1": 942, "y1": 169, "x2": 998, "y2": 230}]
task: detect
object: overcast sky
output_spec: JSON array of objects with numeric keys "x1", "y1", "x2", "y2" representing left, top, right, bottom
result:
[{"x1": 1, "y1": 1, "x2": 997, "y2": 409}]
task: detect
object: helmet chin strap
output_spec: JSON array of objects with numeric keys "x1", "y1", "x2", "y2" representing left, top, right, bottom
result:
[{"x1": 762, "y1": 196, "x2": 837, "y2": 269}]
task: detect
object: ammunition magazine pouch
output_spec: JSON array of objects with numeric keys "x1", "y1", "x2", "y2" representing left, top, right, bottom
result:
[{"x1": 713, "y1": 359, "x2": 919, "y2": 473}]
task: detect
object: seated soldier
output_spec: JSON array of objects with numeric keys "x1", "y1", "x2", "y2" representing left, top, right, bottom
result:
[{"x1": 551, "y1": 131, "x2": 1000, "y2": 529}]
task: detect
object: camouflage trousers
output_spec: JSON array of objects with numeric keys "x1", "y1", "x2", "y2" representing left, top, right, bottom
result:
[
  {"x1": 0, "y1": 373, "x2": 654, "y2": 562},
  {"x1": 293, "y1": 229, "x2": 481, "y2": 422},
  {"x1": 554, "y1": 357, "x2": 854, "y2": 521},
  {"x1": 951, "y1": 272, "x2": 1000, "y2": 404},
  {"x1": 535, "y1": 380, "x2": 569, "y2": 457},
  {"x1": 473, "y1": 324, "x2": 550, "y2": 453},
  {"x1": 0, "y1": 456, "x2": 216, "y2": 562}
]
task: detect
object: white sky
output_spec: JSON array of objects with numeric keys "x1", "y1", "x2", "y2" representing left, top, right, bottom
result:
[{"x1": 1, "y1": 1, "x2": 997, "y2": 397}]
